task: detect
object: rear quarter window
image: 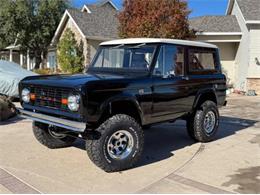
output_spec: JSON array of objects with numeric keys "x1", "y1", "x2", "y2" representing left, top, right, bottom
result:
[{"x1": 188, "y1": 48, "x2": 219, "y2": 74}]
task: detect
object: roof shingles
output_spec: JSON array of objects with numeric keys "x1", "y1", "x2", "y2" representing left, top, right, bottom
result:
[
  {"x1": 236, "y1": 0, "x2": 260, "y2": 21},
  {"x1": 67, "y1": 3, "x2": 119, "y2": 39},
  {"x1": 189, "y1": 15, "x2": 241, "y2": 33}
]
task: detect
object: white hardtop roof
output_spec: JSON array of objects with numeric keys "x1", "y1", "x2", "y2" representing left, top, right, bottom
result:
[{"x1": 100, "y1": 38, "x2": 218, "y2": 49}]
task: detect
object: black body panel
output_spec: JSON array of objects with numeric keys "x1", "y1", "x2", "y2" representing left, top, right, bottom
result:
[{"x1": 19, "y1": 43, "x2": 227, "y2": 128}]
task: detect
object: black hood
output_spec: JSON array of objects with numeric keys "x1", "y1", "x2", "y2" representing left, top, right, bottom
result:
[{"x1": 21, "y1": 72, "x2": 129, "y2": 88}]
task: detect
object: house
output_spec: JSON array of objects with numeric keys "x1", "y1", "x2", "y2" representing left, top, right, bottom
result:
[
  {"x1": 2, "y1": 0, "x2": 258, "y2": 94},
  {"x1": 0, "y1": 44, "x2": 36, "y2": 70},
  {"x1": 51, "y1": 0, "x2": 259, "y2": 94},
  {"x1": 49, "y1": 0, "x2": 119, "y2": 69},
  {"x1": 190, "y1": 0, "x2": 260, "y2": 94}
]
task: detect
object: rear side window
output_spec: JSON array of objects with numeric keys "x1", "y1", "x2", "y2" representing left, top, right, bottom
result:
[{"x1": 189, "y1": 50, "x2": 216, "y2": 71}]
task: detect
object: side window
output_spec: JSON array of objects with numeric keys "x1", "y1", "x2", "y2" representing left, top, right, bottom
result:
[
  {"x1": 154, "y1": 47, "x2": 164, "y2": 75},
  {"x1": 154, "y1": 45, "x2": 184, "y2": 77},
  {"x1": 165, "y1": 46, "x2": 184, "y2": 76},
  {"x1": 189, "y1": 50, "x2": 216, "y2": 71},
  {"x1": 93, "y1": 50, "x2": 103, "y2": 67}
]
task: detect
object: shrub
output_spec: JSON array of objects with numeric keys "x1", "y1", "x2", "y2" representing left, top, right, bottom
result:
[
  {"x1": 57, "y1": 29, "x2": 84, "y2": 74},
  {"x1": 33, "y1": 68, "x2": 62, "y2": 75}
]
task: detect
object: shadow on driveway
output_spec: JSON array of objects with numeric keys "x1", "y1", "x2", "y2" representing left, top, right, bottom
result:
[
  {"x1": 0, "y1": 116, "x2": 24, "y2": 126},
  {"x1": 72, "y1": 116, "x2": 258, "y2": 169}
]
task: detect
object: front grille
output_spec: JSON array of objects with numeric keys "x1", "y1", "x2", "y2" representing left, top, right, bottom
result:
[{"x1": 30, "y1": 86, "x2": 70, "y2": 111}]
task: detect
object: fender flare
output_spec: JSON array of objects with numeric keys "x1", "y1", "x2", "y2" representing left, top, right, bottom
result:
[
  {"x1": 192, "y1": 88, "x2": 218, "y2": 109},
  {"x1": 99, "y1": 94, "x2": 144, "y2": 124}
]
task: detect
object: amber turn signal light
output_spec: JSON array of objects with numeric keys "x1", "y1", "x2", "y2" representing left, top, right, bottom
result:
[
  {"x1": 61, "y1": 98, "x2": 68, "y2": 105},
  {"x1": 30, "y1": 93, "x2": 36, "y2": 101}
]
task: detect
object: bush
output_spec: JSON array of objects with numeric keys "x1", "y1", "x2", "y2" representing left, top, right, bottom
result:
[
  {"x1": 33, "y1": 68, "x2": 63, "y2": 75},
  {"x1": 57, "y1": 29, "x2": 84, "y2": 74}
]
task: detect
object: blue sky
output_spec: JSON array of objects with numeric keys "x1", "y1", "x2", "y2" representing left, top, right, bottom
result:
[{"x1": 71, "y1": 0, "x2": 229, "y2": 18}]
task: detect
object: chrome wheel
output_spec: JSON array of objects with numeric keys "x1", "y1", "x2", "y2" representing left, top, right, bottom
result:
[
  {"x1": 203, "y1": 111, "x2": 216, "y2": 134},
  {"x1": 107, "y1": 130, "x2": 134, "y2": 160}
]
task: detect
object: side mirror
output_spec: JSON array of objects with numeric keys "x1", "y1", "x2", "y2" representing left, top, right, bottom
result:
[{"x1": 162, "y1": 72, "x2": 175, "y2": 79}]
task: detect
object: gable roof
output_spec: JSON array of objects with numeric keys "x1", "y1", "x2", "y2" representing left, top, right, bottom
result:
[
  {"x1": 67, "y1": 6, "x2": 119, "y2": 39},
  {"x1": 51, "y1": 0, "x2": 119, "y2": 45},
  {"x1": 189, "y1": 15, "x2": 241, "y2": 34},
  {"x1": 236, "y1": 0, "x2": 260, "y2": 21},
  {"x1": 81, "y1": 0, "x2": 119, "y2": 13},
  {"x1": 97, "y1": 0, "x2": 119, "y2": 11},
  {"x1": 227, "y1": 0, "x2": 260, "y2": 22}
]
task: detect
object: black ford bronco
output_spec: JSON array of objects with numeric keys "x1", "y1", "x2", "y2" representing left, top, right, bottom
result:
[{"x1": 18, "y1": 38, "x2": 227, "y2": 172}]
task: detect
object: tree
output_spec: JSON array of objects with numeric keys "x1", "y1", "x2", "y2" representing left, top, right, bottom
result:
[
  {"x1": 118, "y1": 0, "x2": 194, "y2": 39},
  {"x1": 57, "y1": 29, "x2": 84, "y2": 74},
  {"x1": 0, "y1": 0, "x2": 69, "y2": 68}
]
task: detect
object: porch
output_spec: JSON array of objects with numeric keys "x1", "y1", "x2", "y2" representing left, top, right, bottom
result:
[{"x1": 0, "y1": 45, "x2": 35, "y2": 70}]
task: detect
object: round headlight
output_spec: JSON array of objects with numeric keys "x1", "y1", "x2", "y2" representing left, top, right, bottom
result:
[
  {"x1": 68, "y1": 95, "x2": 80, "y2": 111},
  {"x1": 22, "y1": 88, "x2": 30, "y2": 103}
]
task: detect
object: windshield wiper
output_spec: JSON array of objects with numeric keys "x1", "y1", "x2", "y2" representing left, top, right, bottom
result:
[
  {"x1": 112, "y1": 43, "x2": 147, "y2": 49},
  {"x1": 112, "y1": 44, "x2": 125, "y2": 49},
  {"x1": 129, "y1": 43, "x2": 147, "y2": 49}
]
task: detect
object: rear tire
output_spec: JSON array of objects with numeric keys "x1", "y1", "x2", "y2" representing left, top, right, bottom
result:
[
  {"x1": 86, "y1": 114, "x2": 144, "y2": 172},
  {"x1": 33, "y1": 122, "x2": 77, "y2": 149},
  {"x1": 186, "y1": 101, "x2": 219, "y2": 142}
]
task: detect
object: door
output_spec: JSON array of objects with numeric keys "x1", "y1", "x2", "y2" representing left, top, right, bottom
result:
[{"x1": 151, "y1": 45, "x2": 190, "y2": 123}]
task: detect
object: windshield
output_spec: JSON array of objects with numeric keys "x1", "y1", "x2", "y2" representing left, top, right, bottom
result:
[{"x1": 90, "y1": 45, "x2": 156, "y2": 71}]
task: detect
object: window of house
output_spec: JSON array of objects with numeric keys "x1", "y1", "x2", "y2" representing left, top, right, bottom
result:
[
  {"x1": 48, "y1": 53, "x2": 56, "y2": 69},
  {"x1": 189, "y1": 50, "x2": 216, "y2": 71},
  {"x1": 154, "y1": 45, "x2": 184, "y2": 77}
]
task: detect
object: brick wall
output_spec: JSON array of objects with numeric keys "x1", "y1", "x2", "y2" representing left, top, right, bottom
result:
[{"x1": 247, "y1": 78, "x2": 260, "y2": 95}]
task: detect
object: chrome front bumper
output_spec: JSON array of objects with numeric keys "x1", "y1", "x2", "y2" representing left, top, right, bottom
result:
[{"x1": 18, "y1": 108, "x2": 86, "y2": 132}]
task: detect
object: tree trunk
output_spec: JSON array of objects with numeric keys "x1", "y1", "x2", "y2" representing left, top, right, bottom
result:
[{"x1": 34, "y1": 50, "x2": 42, "y2": 69}]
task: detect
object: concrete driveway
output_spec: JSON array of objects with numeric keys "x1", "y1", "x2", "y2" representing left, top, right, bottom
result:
[{"x1": 0, "y1": 95, "x2": 259, "y2": 193}]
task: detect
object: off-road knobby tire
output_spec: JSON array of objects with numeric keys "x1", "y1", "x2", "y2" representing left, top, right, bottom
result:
[
  {"x1": 33, "y1": 122, "x2": 77, "y2": 149},
  {"x1": 186, "y1": 101, "x2": 219, "y2": 142},
  {"x1": 86, "y1": 114, "x2": 144, "y2": 172}
]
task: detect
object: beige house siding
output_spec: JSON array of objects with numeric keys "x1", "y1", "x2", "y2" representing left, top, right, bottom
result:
[
  {"x1": 248, "y1": 26, "x2": 260, "y2": 78},
  {"x1": 247, "y1": 26, "x2": 260, "y2": 94},
  {"x1": 231, "y1": 0, "x2": 250, "y2": 91},
  {"x1": 214, "y1": 42, "x2": 238, "y2": 85}
]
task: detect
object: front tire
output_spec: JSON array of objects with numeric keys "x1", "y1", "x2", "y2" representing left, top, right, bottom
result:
[
  {"x1": 186, "y1": 101, "x2": 219, "y2": 142},
  {"x1": 33, "y1": 122, "x2": 77, "y2": 149},
  {"x1": 86, "y1": 114, "x2": 144, "y2": 172}
]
